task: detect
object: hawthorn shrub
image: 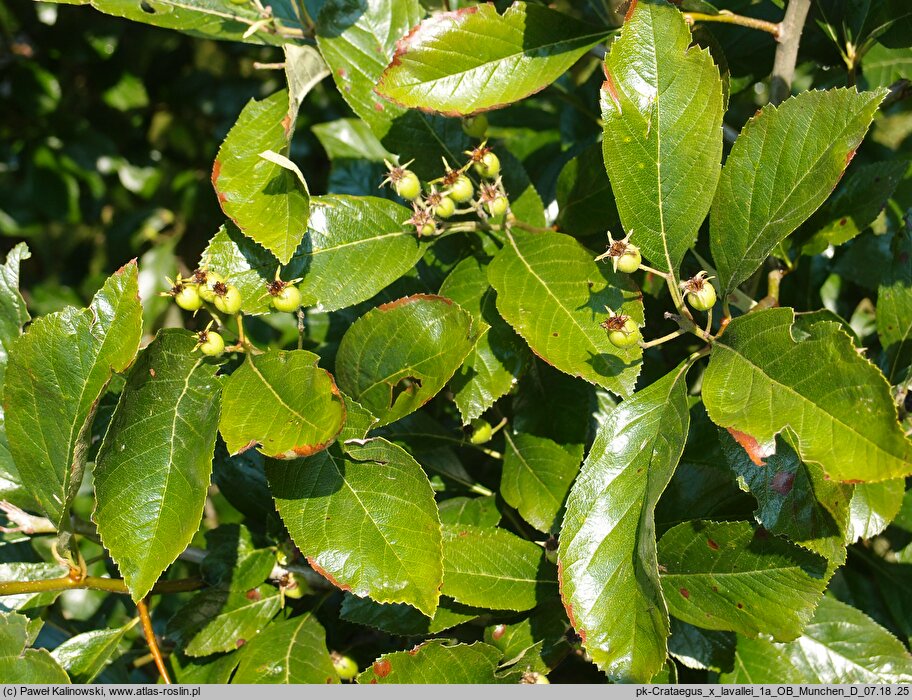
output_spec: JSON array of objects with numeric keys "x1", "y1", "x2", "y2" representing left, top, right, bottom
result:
[{"x1": 1, "y1": 0, "x2": 912, "y2": 686}]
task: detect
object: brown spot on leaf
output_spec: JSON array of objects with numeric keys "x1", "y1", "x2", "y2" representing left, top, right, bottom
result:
[
  {"x1": 373, "y1": 659, "x2": 391, "y2": 678},
  {"x1": 149, "y1": 368, "x2": 156, "y2": 377},
  {"x1": 492, "y1": 624, "x2": 506, "y2": 641},
  {"x1": 337, "y1": 68, "x2": 347, "y2": 78},
  {"x1": 771, "y1": 471, "x2": 795, "y2": 495},
  {"x1": 236, "y1": 638, "x2": 246, "y2": 648},
  {"x1": 679, "y1": 587, "x2": 690, "y2": 599},
  {"x1": 727, "y1": 428, "x2": 773, "y2": 466},
  {"x1": 737, "y1": 603, "x2": 744, "y2": 609},
  {"x1": 306, "y1": 557, "x2": 353, "y2": 593},
  {"x1": 245, "y1": 588, "x2": 261, "y2": 601},
  {"x1": 557, "y1": 559, "x2": 586, "y2": 644},
  {"x1": 707, "y1": 539, "x2": 719, "y2": 550},
  {"x1": 281, "y1": 113, "x2": 293, "y2": 139},
  {"x1": 373, "y1": 101, "x2": 385, "y2": 112},
  {"x1": 839, "y1": 218, "x2": 847, "y2": 226}
]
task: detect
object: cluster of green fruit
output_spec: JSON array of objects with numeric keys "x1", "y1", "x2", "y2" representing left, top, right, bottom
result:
[
  {"x1": 595, "y1": 231, "x2": 718, "y2": 349},
  {"x1": 164, "y1": 268, "x2": 310, "y2": 357},
  {"x1": 383, "y1": 138, "x2": 509, "y2": 237}
]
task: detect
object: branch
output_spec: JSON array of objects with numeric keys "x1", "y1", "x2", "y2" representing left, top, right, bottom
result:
[
  {"x1": 137, "y1": 599, "x2": 171, "y2": 685},
  {"x1": 0, "y1": 574, "x2": 203, "y2": 597},
  {"x1": 683, "y1": 11, "x2": 781, "y2": 38},
  {"x1": 770, "y1": 0, "x2": 812, "y2": 104}
]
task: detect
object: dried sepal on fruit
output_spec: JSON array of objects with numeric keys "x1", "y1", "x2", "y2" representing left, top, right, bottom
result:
[
  {"x1": 600, "y1": 307, "x2": 641, "y2": 348},
  {"x1": 466, "y1": 141, "x2": 500, "y2": 179},
  {"x1": 405, "y1": 206, "x2": 438, "y2": 238},
  {"x1": 594, "y1": 231, "x2": 642, "y2": 274},
  {"x1": 681, "y1": 270, "x2": 717, "y2": 311},
  {"x1": 163, "y1": 274, "x2": 203, "y2": 312},
  {"x1": 194, "y1": 322, "x2": 225, "y2": 357},
  {"x1": 265, "y1": 267, "x2": 303, "y2": 313},
  {"x1": 381, "y1": 158, "x2": 421, "y2": 201}
]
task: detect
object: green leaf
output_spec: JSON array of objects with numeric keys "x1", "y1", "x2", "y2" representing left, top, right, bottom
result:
[
  {"x1": 441, "y1": 524, "x2": 555, "y2": 612},
  {"x1": 170, "y1": 651, "x2": 240, "y2": 684},
  {"x1": 483, "y1": 598, "x2": 572, "y2": 673},
  {"x1": 710, "y1": 88, "x2": 886, "y2": 295},
  {"x1": 340, "y1": 594, "x2": 481, "y2": 636},
  {"x1": 438, "y1": 495, "x2": 501, "y2": 528},
  {"x1": 219, "y1": 350, "x2": 345, "y2": 459},
  {"x1": 200, "y1": 524, "x2": 276, "y2": 591},
  {"x1": 720, "y1": 596, "x2": 912, "y2": 683},
  {"x1": 557, "y1": 364, "x2": 691, "y2": 682},
  {"x1": 312, "y1": 119, "x2": 392, "y2": 162},
  {"x1": 721, "y1": 430, "x2": 850, "y2": 562},
  {"x1": 439, "y1": 257, "x2": 528, "y2": 423},
  {"x1": 0, "y1": 243, "x2": 34, "y2": 510},
  {"x1": 232, "y1": 613, "x2": 339, "y2": 684},
  {"x1": 94, "y1": 329, "x2": 222, "y2": 601},
  {"x1": 702, "y1": 307, "x2": 912, "y2": 483},
  {"x1": 600, "y1": 0, "x2": 724, "y2": 274},
  {"x1": 50, "y1": 619, "x2": 137, "y2": 684},
  {"x1": 316, "y1": 0, "x2": 422, "y2": 136},
  {"x1": 376, "y1": 3, "x2": 605, "y2": 116},
  {"x1": 68, "y1": 0, "x2": 304, "y2": 46},
  {"x1": 501, "y1": 432, "x2": 582, "y2": 534},
  {"x1": 0, "y1": 243, "x2": 30, "y2": 383},
  {"x1": 863, "y1": 43, "x2": 912, "y2": 87},
  {"x1": 0, "y1": 611, "x2": 69, "y2": 683},
  {"x1": 878, "y1": 229, "x2": 912, "y2": 384},
  {"x1": 555, "y1": 145, "x2": 621, "y2": 238},
  {"x1": 799, "y1": 160, "x2": 908, "y2": 255},
  {"x1": 267, "y1": 438, "x2": 443, "y2": 616},
  {"x1": 335, "y1": 295, "x2": 475, "y2": 427},
  {"x1": 357, "y1": 640, "x2": 501, "y2": 684},
  {"x1": 847, "y1": 479, "x2": 906, "y2": 541},
  {"x1": 168, "y1": 585, "x2": 281, "y2": 657},
  {"x1": 213, "y1": 87, "x2": 314, "y2": 264},
  {"x1": 297, "y1": 196, "x2": 427, "y2": 312},
  {"x1": 4, "y1": 262, "x2": 142, "y2": 526},
  {"x1": 0, "y1": 563, "x2": 68, "y2": 613},
  {"x1": 668, "y1": 618, "x2": 735, "y2": 673},
  {"x1": 488, "y1": 230, "x2": 643, "y2": 395},
  {"x1": 658, "y1": 520, "x2": 829, "y2": 640}
]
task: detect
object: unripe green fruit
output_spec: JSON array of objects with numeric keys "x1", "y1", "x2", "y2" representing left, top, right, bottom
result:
[
  {"x1": 332, "y1": 653, "x2": 359, "y2": 681},
  {"x1": 199, "y1": 272, "x2": 225, "y2": 303},
  {"x1": 395, "y1": 171, "x2": 421, "y2": 201},
  {"x1": 486, "y1": 195, "x2": 508, "y2": 218},
  {"x1": 271, "y1": 285, "x2": 302, "y2": 313},
  {"x1": 419, "y1": 223, "x2": 436, "y2": 237},
  {"x1": 469, "y1": 418, "x2": 493, "y2": 445},
  {"x1": 214, "y1": 285, "x2": 242, "y2": 315},
  {"x1": 462, "y1": 114, "x2": 488, "y2": 139},
  {"x1": 616, "y1": 246, "x2": 641, "y2": 274},
  {"x1": 687, "y1": 283, "x2": 717, "y2": 311},
  {"x1": 199, "y1": 331, "x2": 225, "y2": 357},
  {"x1": 434, "y1": 195, "x2": 456, "y2": 219},
  {"x1": 282, "y1": 572, "x2": 307, "y2": 599},
  {"x1": 449, "y1": 175, "x2": 474, "y2": 203},
  {"x1": 608, "y1": 318, "x2": 640, "y2": 348},
  {"x1": 474, "y1": 152, "x2": 500, "y2": 179},
  {"x1": 174, "y1": 285, "x2": 202, "y2": 311}
]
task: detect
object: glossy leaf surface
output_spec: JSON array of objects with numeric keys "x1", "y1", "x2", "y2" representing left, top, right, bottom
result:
[
  {"x1": 94, "y1": 330, "x2": 222, "y2": 601},
  {"x1": 4, "y1": 262, "x2": 142, "y2": 526},
  {"x1": 219, "y1": 350, "x2": 345, "y2": 459},
  {"x1": 488, "y1": 230, "x2": 643, "y2": 395},
  {"x1": 335, "y1": 295, "x2": 475, "y2": 426},
  {"x1": 376, "y1": 3, "x2": 605, "y2": 116},
  {"x1": 703, "y1": 308, "x2": 912, "y2": 483},
  {"x1": 558, "y1": 364, "x2": 690, "y2": 682},
  {"x1": 267, "y1": 439, "x2": 443, "y2": 616},
  {"x1": 600, "y1": 0, "x2": 724, "y2": 274}
]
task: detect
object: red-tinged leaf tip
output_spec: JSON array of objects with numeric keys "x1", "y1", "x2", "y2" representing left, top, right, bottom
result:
[
  {"x1": 386, "y1": 7, "x2": 479, "y2": 72},
  {"x1": 771, "y1": 471, "x2": 795, "y2": 495},
  {"x1": 624, "y1": 0, "x2": 639, "y2": 23},
  {"x1": 727, "y1": 428, "x2": 774, "y2": 466},
  {"x1": 238, "y1": 439, "x2": 259, "y2": 455},
  {"x1": 372, "y1": 659, "x2": 392, "y2": 678},
  {"x1": 376, "y1": 293, "x2": 454, "y2": 312},
  {"x1": 679, "y1": 587, "x2": 690, "y2": 599},
  {"x1": 306, "y1": 556, "x2": 353, "y2": 593},
  {"x1": 557, "y1": 559, "x2": 587, "y2": 644}
]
